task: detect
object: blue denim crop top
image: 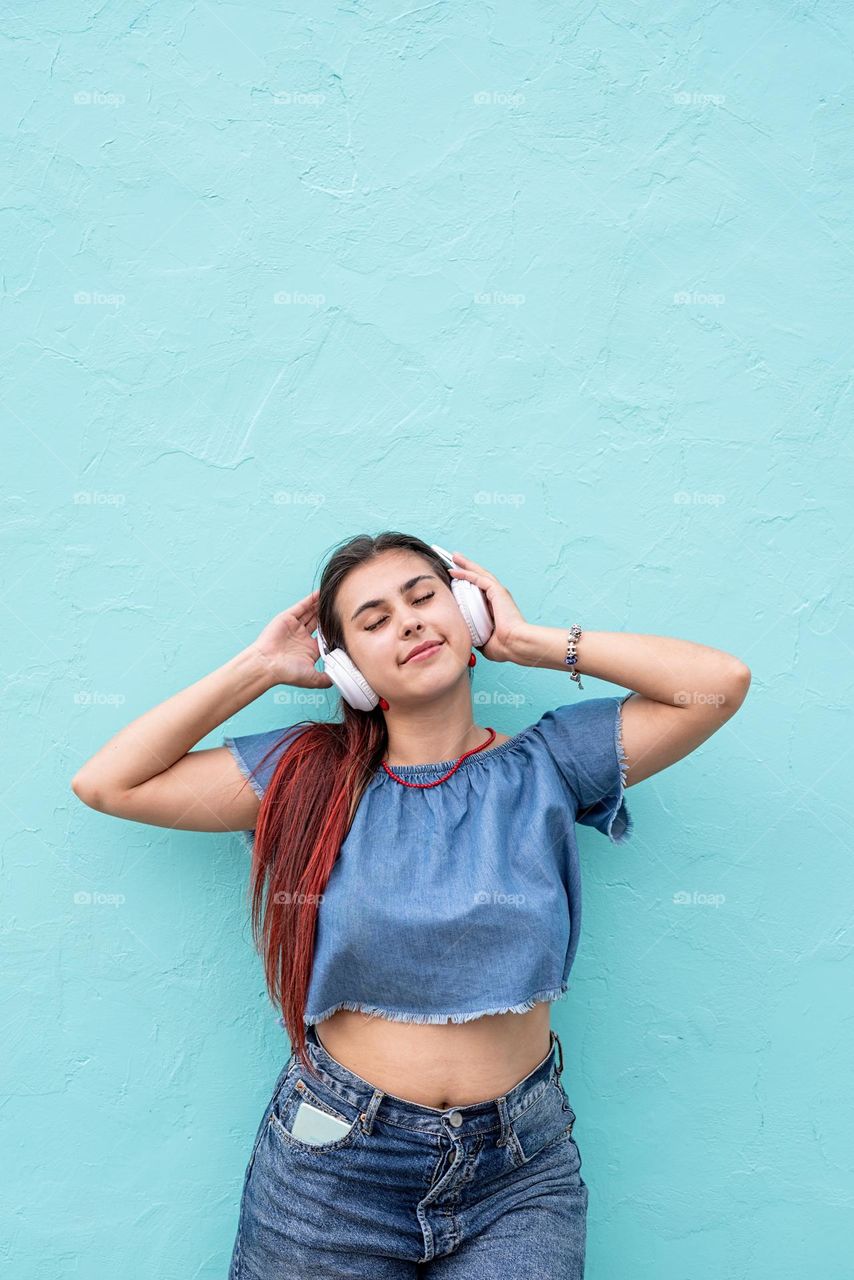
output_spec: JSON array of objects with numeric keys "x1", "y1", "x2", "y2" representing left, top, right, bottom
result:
[{"x1": 224, "y1": 694, "x2": 634, "y2": 1027}]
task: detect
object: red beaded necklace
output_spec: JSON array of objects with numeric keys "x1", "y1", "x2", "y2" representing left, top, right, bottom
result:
[{"x1": 381, "y1": 728, "x2": 498, "y2": 788}]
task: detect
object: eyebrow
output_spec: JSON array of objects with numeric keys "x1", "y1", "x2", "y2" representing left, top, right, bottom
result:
[{"x1": 350, "y1": 574, "x2": 438, "y2": 622}]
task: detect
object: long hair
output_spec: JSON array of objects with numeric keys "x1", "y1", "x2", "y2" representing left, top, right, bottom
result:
[{"x1": 246, "y1": 531, "x2": 469, "y2": 1077}]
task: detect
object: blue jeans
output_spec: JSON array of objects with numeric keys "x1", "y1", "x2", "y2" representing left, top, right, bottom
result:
[{"x1": 228, "y1": 1024, "x2": 588, "y2": 1277}]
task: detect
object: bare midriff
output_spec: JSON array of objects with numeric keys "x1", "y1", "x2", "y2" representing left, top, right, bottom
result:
[{"x1": 313, "y1": 1001, "x2": 554, "y2": 1110}]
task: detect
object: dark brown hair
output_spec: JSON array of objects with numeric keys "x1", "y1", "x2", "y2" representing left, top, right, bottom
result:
[{"x1": 246, "y1": 531, "x2": 469, "y2": 1077}]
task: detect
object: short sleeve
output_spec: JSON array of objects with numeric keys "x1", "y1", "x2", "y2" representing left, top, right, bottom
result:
[
  {"x1": 223, "y1": 722, "x2": 310, "y2": 800},
  {"x1": 533, "y1": 693, "x2": 634, "y2": 845}
]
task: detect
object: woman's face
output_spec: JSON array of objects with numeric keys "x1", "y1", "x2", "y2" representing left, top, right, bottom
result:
[{"x1": 335, "y1": 549, "x2": 472, "y2": 705}]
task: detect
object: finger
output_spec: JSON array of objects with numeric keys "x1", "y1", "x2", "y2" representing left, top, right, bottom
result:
[
  {"x1": 450, "y1": 552, "x2": 494, "y2": 580},
  {"x1": 290, "y1": 589, "x2": 322, "y2": 619},
  {"x1": 289, "y1": 593, "x2": 318, "y2": 616},
  {"x1": 450, "y1": 565, "x2": 494, "y2": 590}
]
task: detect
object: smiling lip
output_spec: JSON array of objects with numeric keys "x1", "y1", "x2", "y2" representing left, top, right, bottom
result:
[{"x1": 404, "y1": 640, "x2": 444, "y2": 663}]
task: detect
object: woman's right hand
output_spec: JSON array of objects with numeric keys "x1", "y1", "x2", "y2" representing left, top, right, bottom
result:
[
  {"x1": 70, "y1": 588, "x2": 333, "y2": 835},
  {"x1": 251, "y1": 589, "x2": 334, "y2": 689}
]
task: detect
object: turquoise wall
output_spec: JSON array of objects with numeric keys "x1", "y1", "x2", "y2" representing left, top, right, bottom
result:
[{"x1": 5, "y1": 2, "x2": 851, "y2": 1275}]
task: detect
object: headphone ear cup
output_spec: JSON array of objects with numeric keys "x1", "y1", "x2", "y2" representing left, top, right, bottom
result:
[
  {"x1": 323, "y1": 648, "x2": 379, "y2": 711},
  {"x1": 315, "y1": 625, "x2": 379, "y2": 712},
  {"x1": 451, "y1": 579, "x2": 494, "y2": 648},
  {"x1": 428, "y1": 542, "x2": 494, "y2": 649}
]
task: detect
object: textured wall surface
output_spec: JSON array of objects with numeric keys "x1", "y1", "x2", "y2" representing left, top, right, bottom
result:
[{"x1": 3, "y1": 2, "x2": 853, "y2": 1276}]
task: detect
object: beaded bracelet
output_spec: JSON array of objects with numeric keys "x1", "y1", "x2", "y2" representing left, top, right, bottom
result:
[{"x1": 564, "y1": 624, "x2": 583, "y2": 689}]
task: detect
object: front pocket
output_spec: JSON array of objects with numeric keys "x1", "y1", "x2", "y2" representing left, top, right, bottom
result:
[
  {"x1": 509, "y1": 1077, "x2": 577, "y2": 1165},
  {"x1": 269, "y1": 1074, "x2": 363, "y2": 1154}
]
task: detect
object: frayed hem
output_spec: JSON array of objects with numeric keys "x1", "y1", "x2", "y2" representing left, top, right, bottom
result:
[
  {"x1": 606, "y1": 694, "x2": 634, "y2": 846},
  {"x1": 223, "y1": 735, "x2": 266, "y2": 800},
  {"x1": 301, "y1": 984, "x2": 570, "y2": 1028}
]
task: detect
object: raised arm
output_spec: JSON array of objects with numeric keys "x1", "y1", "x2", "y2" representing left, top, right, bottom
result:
[
  {"x1": 444, "y1": 550, "x2": 751, "y2": 788},
  {"x1": 511, "y1": 625, "x2": 751, "y2": 786},
  {"x1": 70, "y1": 590, "x2": 332, "y2": 832}
]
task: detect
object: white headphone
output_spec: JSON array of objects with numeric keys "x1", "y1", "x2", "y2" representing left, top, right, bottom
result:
[{"x1": 314, "y1": 543, "x2": 495, "y2": 712}]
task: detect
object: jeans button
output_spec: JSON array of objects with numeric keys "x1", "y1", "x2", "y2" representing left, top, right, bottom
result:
[{"x1": 446, "y1": 1109, "x2": 463, "y2": 1126}]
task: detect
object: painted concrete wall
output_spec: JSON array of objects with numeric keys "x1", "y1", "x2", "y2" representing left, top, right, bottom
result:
[{"x1": 4, "y1": 2, "x2": 851, "y2": 1276}]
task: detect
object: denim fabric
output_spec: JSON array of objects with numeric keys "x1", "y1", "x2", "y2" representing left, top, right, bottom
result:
[
  {"x1": 224, "y1": 723, "x2": 308, "y2": 799},
  {"x1": 228, "y1": 1025, "x2": 587, "y2": 1278},
  {"x1": 224, "y1": 695, "x2": 634, "y2": 1027}
]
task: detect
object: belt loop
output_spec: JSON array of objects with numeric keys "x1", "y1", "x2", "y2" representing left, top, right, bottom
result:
[
  {"x1": 494, "y1": 1095, "x2": 511, "y2": 1147},
  {"x1": 553, "y1": 1030, "x2": 564, "y2": 1078},
  {"x1": 359, "y1": 1087, "x2": 384, "y2": 1136}
]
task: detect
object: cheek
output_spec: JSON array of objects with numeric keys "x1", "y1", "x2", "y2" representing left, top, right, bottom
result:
[
  {"x1": 441, "y1": 609, "x2": 471, "y2": 648},
  {"x1": 349, "y1": 632, "x2": 396, "y2": 678}
]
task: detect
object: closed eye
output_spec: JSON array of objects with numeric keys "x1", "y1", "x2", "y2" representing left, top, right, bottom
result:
[{"x1": 365, "y1": 592, "x2": 434, "y2": 631}]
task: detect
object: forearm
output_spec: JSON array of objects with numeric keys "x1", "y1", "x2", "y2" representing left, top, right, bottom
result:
[
  {"x1": 71, "y1": 644, "x2": 278, "y2": 794},
  {"x1": 510, "y1": 624, "x2": 750, "y2": 707}
]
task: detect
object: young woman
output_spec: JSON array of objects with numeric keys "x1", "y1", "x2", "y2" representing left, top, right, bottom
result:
[{"x1": 71, "y1": 531, "x2": 751, "y2": 1278}]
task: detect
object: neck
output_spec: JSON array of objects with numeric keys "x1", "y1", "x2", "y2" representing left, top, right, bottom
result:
[{"x1": 381, "y1": 687, "x2": 485, "y2": 767}]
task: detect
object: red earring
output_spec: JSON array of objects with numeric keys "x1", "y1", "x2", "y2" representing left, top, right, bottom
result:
[
  {"x1": 469, "y1": 653, "x2": 477, "y2": 667},
  {"x1": 379, "y1": 696, "x2": 390, "y2": 710}
]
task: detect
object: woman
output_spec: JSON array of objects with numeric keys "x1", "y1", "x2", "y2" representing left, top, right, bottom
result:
[{"x1": 71, "y1": 531, "x2": 751, "y2": 1277}]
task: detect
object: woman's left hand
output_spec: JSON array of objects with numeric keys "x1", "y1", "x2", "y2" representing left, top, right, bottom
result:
[{"x1": 447, "y1": 551, "x2": 528, "y2": 664}]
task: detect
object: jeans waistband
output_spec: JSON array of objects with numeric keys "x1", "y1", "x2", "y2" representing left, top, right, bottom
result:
[{"x1": 299, "y1": 1024, "x2": 565, "y2": 1138}]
